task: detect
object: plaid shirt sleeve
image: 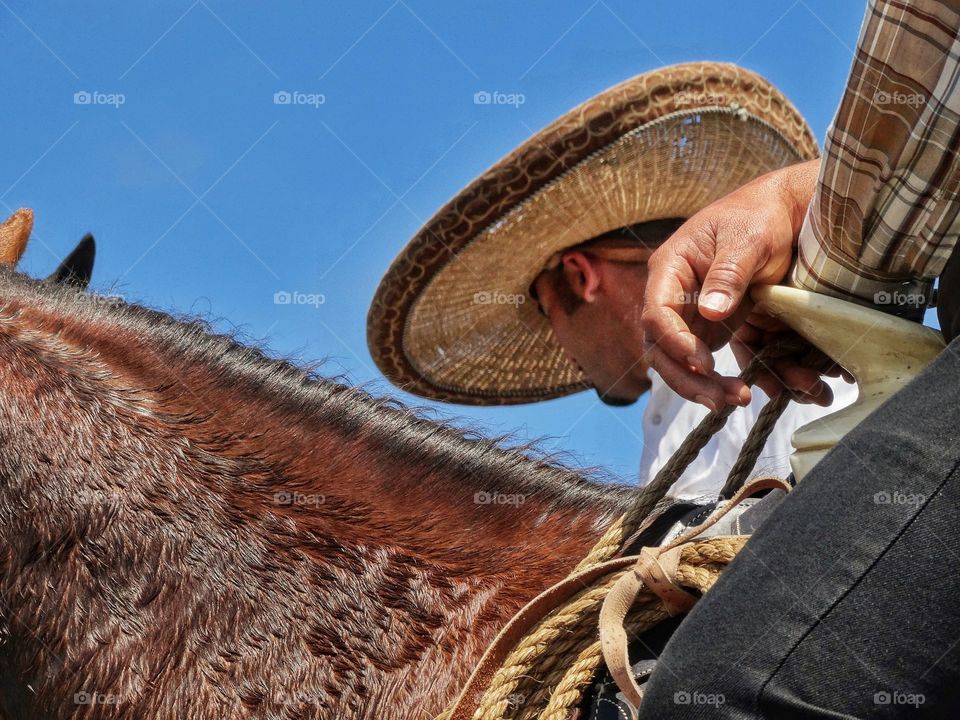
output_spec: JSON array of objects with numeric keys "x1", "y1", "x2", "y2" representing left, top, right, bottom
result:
[{"x1": 791, "y1": 0, "x2": 960, "y2": 320}]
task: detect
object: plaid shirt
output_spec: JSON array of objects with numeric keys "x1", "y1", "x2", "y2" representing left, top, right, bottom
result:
[{"x1": 791, "y1": 0, "x2": 960, "y2": 320}]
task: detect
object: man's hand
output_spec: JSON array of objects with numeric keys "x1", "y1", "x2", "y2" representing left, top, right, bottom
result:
[{"x1": 641, "y1": 159, "x2": 825, "y2": 411}]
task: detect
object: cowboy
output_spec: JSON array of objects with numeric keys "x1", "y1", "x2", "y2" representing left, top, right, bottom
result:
[
  {"x1": 368, "y1": 62, "x2": 856, "y2": 500},
  {"x1": 634, "y1": 1, "x2": 960, "y2": 716}
]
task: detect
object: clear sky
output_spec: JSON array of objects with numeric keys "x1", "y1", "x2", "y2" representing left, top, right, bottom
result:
[{"x1": 1, "y1": 1, "x2": 882, "y2": 482}]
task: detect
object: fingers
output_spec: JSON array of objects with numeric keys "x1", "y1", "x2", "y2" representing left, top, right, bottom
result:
[
  {"x1": 642, "y1": 305, "x2": 716, "y2": 375},
  {"x1": 645, "y1": 343, "x2": 751, "y2": 411},
  {"x1": 641, "y1": 167, "x2": 811, "y2": 407},
  {"x1": 731, "y1": 328, "x2": 838, "y2": 407},
  {"x1": 643, "y1": 242, "x2": 727, "y2": 375},
  {"x1": 697, "y1": 236, "x2": 763, "y2": 322},
  {"x1": 741, "y1": 309, "x2": 789, "y2": 333},
  {"x1": 779, "y1": 365, "x2": 834, "y2": 406},
  {"x1": 719, "y1": 374, "x2": 753, "y2": 408},
  {"x1": 642, "y1": 230, "x2": 763, "y2": 411},
  {"x1": 742, "y1": 364, "x2": 834, "y2": 406}
]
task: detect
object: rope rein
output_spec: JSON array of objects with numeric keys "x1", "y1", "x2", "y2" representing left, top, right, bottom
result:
[
  {"x1": 440, "y1": 340, "x2": 822, "y2": 720},
  {"x1": 598, "y1": 338, "x2": 818, "y2": 558}
]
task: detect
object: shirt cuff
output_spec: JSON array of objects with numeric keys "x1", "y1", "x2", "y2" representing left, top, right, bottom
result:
[{"x1": 789, "y1": 212, "x2": 933, "y2": 321}]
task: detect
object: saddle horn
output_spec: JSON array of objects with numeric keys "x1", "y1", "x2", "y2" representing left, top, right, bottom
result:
[{"x1": 751, "y1": 285, "x2": 945, "y2": 480}]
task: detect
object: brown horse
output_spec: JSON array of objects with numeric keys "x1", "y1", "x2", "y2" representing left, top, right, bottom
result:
[{"x1": 0, "y1": 267, "x2": 638, "y2": 719}]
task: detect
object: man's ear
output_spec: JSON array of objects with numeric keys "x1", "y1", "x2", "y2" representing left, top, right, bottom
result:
[{"x1": 561, "y1": 251, "x2": 602, "y2": 303}]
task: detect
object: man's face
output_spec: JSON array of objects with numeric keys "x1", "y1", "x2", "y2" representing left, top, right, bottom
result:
[{"x1": 533, "y1": 248, "x2": 654, "y2": 405}]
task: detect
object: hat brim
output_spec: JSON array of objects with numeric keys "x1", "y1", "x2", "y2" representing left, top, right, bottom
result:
[{"x1": 368, "y1": 62, "x2": 819, "y2": 405}]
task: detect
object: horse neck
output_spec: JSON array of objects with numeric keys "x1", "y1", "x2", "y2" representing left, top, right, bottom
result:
[
  {"x1": 176, "y1": 362, "x2": 623, "y2": 580},
  {"x1": 59, "y1": 297, "x2": 625, "y2": 569},
  {"x1": 0, "y1": 286, "x2": 629, "y2": 718}
]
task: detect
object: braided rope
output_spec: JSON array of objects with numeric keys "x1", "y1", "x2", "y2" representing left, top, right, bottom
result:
[
  {"x1": 719, "y1": 391, "x2": 791, "y2": 498},
  {"x1": 445, "y1": 342, "x2": 813, "y2": 720},
  {"x1": 721, "y1": 346, "x2": 832, "y2": 498}
]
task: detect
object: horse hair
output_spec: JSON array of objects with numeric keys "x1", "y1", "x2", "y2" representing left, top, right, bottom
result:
[{"x1": 0, "y1": 266, "x2": 634, "y2": 719}]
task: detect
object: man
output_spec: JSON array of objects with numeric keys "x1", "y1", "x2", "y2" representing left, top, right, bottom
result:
[
  {"x1": 368, "y1": 61, "x2": 854, "y2": 500},
  {"x1": 638, "y1": 1, "x2": 960, "y2": 716},
  {"x1": 528, "y1": 222, "x2": 855, "y2": 498}
]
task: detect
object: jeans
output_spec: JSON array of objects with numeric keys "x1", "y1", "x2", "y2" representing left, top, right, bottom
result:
[{"x1": 641, "y1": 336, "x2": 960, "y2": 718}]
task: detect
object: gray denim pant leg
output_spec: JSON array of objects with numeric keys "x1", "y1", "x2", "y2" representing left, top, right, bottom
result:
[{"x1": 641, "y1": 337, "x2": 960, "y2": 719}]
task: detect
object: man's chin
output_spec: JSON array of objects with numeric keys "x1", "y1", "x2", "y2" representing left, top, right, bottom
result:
[{"x1": 595, "y1": 389, "x2": 638, "y2": 407}]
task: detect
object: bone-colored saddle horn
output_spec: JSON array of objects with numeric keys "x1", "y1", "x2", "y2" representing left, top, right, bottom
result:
[{"x1": 751, "y1": 285, "x2": 945, "y2": 480}]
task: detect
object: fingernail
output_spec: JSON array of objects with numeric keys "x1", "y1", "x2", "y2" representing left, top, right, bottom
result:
[
  {"x1": 700, "y1": 292, "x2": 732, "y2": 315},
  {"x1": 695, "y1": 394, "x2": 718, "y2": 413},
  {"x1": 726, "y1": 387, "x2": 751, "y2": 406},
  {"x1": 686, "y1": 355, "x2": 702, "y2": 373}
]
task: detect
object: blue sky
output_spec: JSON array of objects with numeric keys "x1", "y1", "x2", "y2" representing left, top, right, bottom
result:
[{"x1": 1, "y1": 1, "x2": 874, "y2": 481}]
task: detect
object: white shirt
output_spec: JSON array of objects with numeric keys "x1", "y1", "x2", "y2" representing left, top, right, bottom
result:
[{"x1": 638, "y1": 344, "x2": 858, "y2": 501}]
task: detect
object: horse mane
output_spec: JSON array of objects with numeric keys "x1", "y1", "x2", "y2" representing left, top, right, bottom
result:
[{"x1": 0, "y1": 267, "x2": 634, "y2": 514}]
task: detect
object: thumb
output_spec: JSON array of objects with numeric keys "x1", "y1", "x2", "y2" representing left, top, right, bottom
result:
[{"x1": 697, "y1": 243, "x2": 760, "y2": 321}]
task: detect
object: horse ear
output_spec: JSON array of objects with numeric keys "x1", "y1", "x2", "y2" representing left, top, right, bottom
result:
[
  {"x1": 48, "y1": 234, "x2": 96, "y2": 289},
  {"x1": 0, "y1": 208, "x2": 33, "y2": 268}
]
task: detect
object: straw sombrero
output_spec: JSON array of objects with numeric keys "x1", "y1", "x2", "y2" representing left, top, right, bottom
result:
[{"x1": 367, "y1": 62, "x2": 819, "y2": 405}]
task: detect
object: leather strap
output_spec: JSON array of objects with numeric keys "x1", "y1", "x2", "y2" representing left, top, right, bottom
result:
[
  {"x1": 635, "y1": 545, "x2": 696, "y2": 616},
  {"x1": 597, "y1": 475, "x2": 791, "y2": 716},
  {"x1": 660, "y1": 475, "x2": 790, "y2": 552},
  {"x1": 598, "y1": 544, "x2": 694, "y2": 719},
  {"x1": 442, "y1": 501, "x2": 702, "y2": 720}
]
